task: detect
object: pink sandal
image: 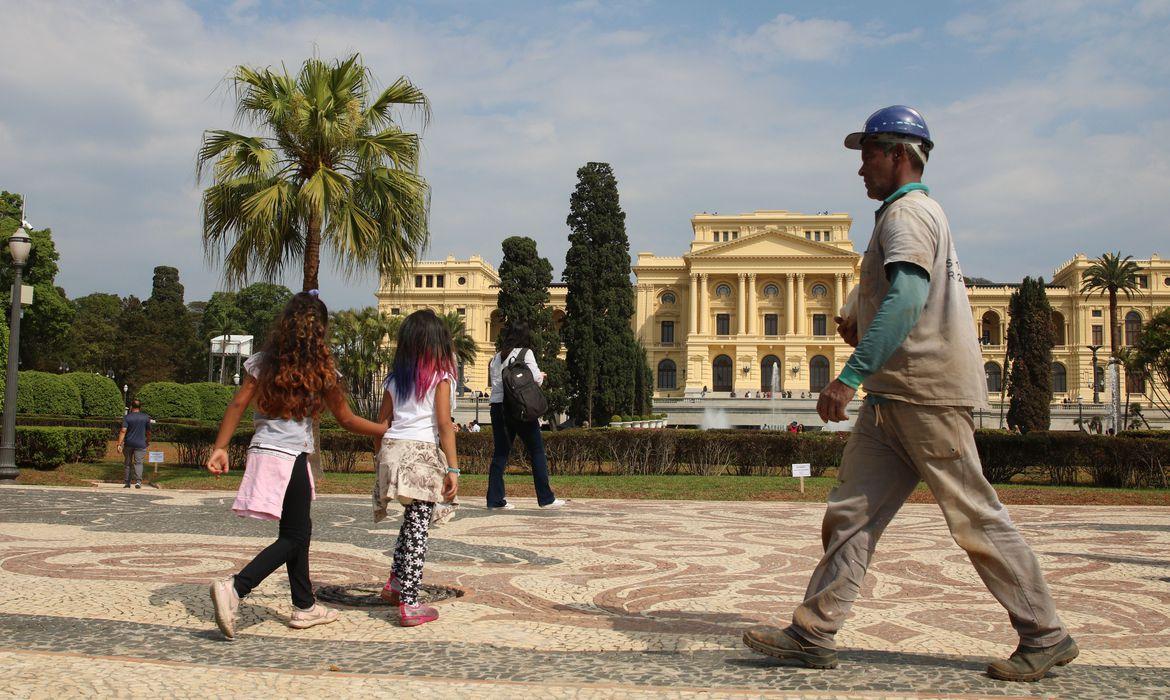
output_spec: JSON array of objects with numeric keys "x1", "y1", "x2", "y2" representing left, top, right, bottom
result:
[{"x1": 399, "y1": 602, "x2": 439, "y2": 627}]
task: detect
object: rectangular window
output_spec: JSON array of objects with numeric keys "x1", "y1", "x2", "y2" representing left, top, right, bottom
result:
[
  {"x1": 436, "y1": 275, "x2": 445, "y2": 288},
  {"x1": 391, "y1": 307, "x2": 401, "y2": 316},
  {"x1": 414, "y1": 275, "x2": 423, "y2": 288},
  {"x1": 823, "y1": 231, "x2": 831, "y2": 241},
  {"x1": 457, "y1": 307, "x2": 465, "y2": 315},
  {"x1": 813, "y1": 314, "x2": 828, "y2": 336},
  {"x1": 805, "y1": 232, "x2": 812, "y2": 240},
  {"x1": 661, "y1": 321, "x2": 674, "y2": 344},
  {"x1": 1092, "y1": 325, "x2": 1103, "y2": 345},
  {"x1": 764, "y1": 314, "x2": 778, "y2": 336},
  {"x1": 425, "y1": 275, "x2": 433, "y2": 288},
  {"x1": 1092, "y1": 309, "x2": 1102, "y2": 317},
  {"x1": 1136, "y1": 275, "x2": 1148, "y2": 289},
  {"x1": 716, "y1": 314, "x2": 730, "y2": 335},
  {"x1": 732, "y1": 231, "x2": 739, "y2": 240}
]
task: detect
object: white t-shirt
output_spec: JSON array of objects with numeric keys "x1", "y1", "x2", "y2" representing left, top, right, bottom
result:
[
  {"x1": 488, "y1": 349, "x2": 544, "y2": 404},
  {"x1": 243, "y1": 353, "x2": 316, "y2": 454},
  {"x1": 384, "y1": 373, "x2": 457, "y2": 444}
]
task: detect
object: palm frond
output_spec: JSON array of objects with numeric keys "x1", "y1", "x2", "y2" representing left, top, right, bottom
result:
[{"x1": 366, "y1": 76, "x2": 431, "y2": 130}]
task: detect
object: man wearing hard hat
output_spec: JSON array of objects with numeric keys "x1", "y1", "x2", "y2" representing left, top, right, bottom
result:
[{"x1": 743, "y1": 106, "x2": 1077, "y2": 682}]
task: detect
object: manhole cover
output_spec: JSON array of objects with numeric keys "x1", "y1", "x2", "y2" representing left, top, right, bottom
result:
[{"x1": 316, "y1": 583, "x2": 465, "y2": 607}]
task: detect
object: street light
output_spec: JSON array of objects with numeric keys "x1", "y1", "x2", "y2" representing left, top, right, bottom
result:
[
  {"x1": 1086, "y1": 344, "x2": 1101, "y2": 404},
  {"x1": 0, "y1": 228, "x2": 33, "y2": 482}
]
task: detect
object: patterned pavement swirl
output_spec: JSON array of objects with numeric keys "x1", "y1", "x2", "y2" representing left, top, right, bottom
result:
[{"x1": 0, "y1": 486, "x2": 1167, "y2": 699}]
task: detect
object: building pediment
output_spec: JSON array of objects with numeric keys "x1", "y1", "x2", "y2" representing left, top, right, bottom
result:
[{"x1": 686, "y1": 230, "x2": 858, "y2": 260}]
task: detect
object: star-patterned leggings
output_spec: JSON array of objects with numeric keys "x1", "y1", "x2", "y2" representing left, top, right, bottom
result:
[{"x1": 392, "y1": 500, "x2": 435, "y2": 605}]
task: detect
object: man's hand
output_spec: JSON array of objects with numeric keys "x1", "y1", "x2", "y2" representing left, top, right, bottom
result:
[
  {"x1": 835, "y1": 316, "x2": 859, "y2": 347},
  {"x1": 206, "y1": 447, "x2": 230, "y2": 475},
  {"x1": 116, "y1": 443, "x2": 123, "y2": 455},
  {"x1": 442, "y1": 472, "x2": 459, "y2": 501},
  {"x1": 817, "y1": 379, "x2": 856, "y2": 422}
]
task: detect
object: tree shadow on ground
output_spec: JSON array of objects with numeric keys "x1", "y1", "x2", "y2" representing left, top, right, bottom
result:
[{"x1": 149, "y1": 582, "x2": 289, "y2": 637}]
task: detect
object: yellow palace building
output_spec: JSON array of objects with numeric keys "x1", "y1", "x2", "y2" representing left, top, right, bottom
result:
[{"x1": 377, "y1": 210, "x2": 1169, "y2": 404}]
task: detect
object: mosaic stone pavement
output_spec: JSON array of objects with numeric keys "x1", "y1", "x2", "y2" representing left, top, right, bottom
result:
[{"x1": 0, "y1": 486, "x2": 1168, "y2": 699}]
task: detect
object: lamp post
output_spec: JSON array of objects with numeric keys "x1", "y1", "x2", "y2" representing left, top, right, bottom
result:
[
  {"x1": 1087, "y1": 344, "x2": 1101, "y2": 404},
  {"x1": 0, "y1": 228, "x2": 33, "y2": 482}
]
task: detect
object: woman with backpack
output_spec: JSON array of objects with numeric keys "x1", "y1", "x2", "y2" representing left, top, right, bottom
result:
[{"x1": 486, "y1": 320, "x2": 565, "y2": 510}]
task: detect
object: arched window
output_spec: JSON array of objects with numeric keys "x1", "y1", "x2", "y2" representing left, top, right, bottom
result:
[
  {"x1": 809, "y1": 356, "x2": 830, "y2": 392},
  {"x1": 763, "y1": 283, "x2": 780, "y2": 298},
  {"x1": 712, "y1": 355, "x2": 733, "y2": 392},
  {"x1": 810, "y1": 283, "x2": 828, "y2": 299},
  {"x1": 1126, "y1": 368, "x2": 1146, "y2": 395},
  {"x1": 985, "y1": 361, "x2": 1002, "y2": 393},
  {"x1": 657, "y1": 359, "x2": 677, "y2": 390},
  {"x1": 1125, "y1": 311, "x2": 1142, "y2": 346},
  {"x1": 715, "y1": 283, "x2": 732, "y2": 298},
  {"x1": 660, "y1": 291, "x2": 676, "y2": 305},
  {"x1": 1051, "y1": 311, "x2": 1066, "y2": 346},
  {"x1": 760, "y1": 355, "x2": 782, "y2": 392},
  {"x1": 1051, "y1": 362, "x2": 1067, "y2": 393},
  {"x1": 981, "y1": 311, "x2": 1001, "y2": 345}
]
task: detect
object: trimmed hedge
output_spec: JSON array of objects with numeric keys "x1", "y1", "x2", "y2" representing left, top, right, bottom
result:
[
  {"x1": 16, "y1": 371, "x2": 82, "y2": 417},
  {"x1": 16, "y1": 426, "x2": 109, "y2": 469},
  {"x1": 136, "y1": 382, "x2": 201, "y2": 421},
  {"x1": 188, "y1": 382, "x2": 237, "y2": 422},
  {"x1": 64, "y1": 373, "x2": 124, "y2": 418}
]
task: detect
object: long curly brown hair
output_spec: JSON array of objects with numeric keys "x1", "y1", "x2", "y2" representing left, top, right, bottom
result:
[{"x1": 254, "y1": 291, "x2": 338, "y2": 420}]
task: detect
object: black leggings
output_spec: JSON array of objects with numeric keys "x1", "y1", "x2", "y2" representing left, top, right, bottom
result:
[
  {"x1": 392, "y1": 500, "x2": 434, "y2": 605},
  {"x1": 233, "y1": 454, "x2": 314, "y2": 610}
]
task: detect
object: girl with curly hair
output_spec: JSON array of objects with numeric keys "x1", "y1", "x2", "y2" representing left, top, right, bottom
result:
[
  {"x1": 205, "y1": 291, "x2": 388, "y2": 640},
  {"x1": 373, "y1": 309, "x2": 461, "y2": 627}
]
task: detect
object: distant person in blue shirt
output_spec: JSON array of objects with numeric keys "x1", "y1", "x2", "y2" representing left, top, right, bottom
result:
[{"x1": 117, "y1": 399, "x2": 152, "y2": 489}]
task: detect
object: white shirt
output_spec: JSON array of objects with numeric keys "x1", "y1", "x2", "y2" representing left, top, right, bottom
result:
[
  {"x1": 384, "y1": 374, "x2": 456, "y2": 444},
  {"x1": 488, "y1": 349, "x2": 543, "y2": 404},
  {"x1": 244, "y1": 353, "x2": 316, "y2": 454}
]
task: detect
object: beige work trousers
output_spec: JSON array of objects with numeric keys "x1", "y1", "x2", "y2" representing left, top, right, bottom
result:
[{"x1": 791, "y1": 401, "x2": 1067, "y2": 648}]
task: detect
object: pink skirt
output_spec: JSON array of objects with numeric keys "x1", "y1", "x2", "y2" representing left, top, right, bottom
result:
[{"x1": 232, "y1": 447, "x2": 316, "y2": 521}]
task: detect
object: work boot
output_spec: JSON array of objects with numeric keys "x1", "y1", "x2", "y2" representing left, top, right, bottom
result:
[
  {"x1": 987, "y1": 635, "x2": 1079, "y2": 682},
  {"x1": 742, "y1": 625, "x2": 838, "y2": 669}
]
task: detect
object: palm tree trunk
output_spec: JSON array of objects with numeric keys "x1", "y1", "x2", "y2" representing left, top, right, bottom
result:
[
  {"x1": 1108, "y1": 288, "x2": 1119, "y2": 357},
  {"x1": 304, "y1": 213, "x2": 322, "y2": 291}
]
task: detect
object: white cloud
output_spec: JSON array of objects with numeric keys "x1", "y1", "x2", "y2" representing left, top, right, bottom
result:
[{"x1": 737, "y1": 13, "x2": 920, "y2": 62}]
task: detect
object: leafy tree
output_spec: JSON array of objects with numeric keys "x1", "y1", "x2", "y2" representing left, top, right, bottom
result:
[
  {"x1": 63, "y1": 293, "x2": 122, "y2": 374},
  {"x1": 236, "y1": 282, "x2": 293, "y2": 340},
  {"x1": 331, "y1": 307, "x2": 400, "y2": 417},
  {"x1": 496, "y1": 236, "x2": 566, "y2": 421},
  {"x1": 196, "y1": 291, "x2": 248, "y2": 383},
  {"x1": 113, "y1": 295, "x2": 171, "y2": 391},
  {"x1": 633, "y1": 339, "x2": 654, "y2": 417},
  {"x1": 1080, "y1": 252, "x2": 1142, "y2": 358},
  {"x1": 439, "y1": 310, "x2": 477, "y2": 371},
  {"x1": 1006, "y1": 277, "x2": 1054, "y2": 433},
  {"x1": 562, "y1": 162, "x2": 640, "y2": 425},
  {"x1": 144, "y1": 266, "x2": 201, "y2": 382},
  {"x1": 1132, "y1": 308, "x2": 1170, "y2": 419},
  {"x1": 0, "y1": 192, "x2": 75, "y2": 371},
  {"x1": 197, "y1": 54, "x2": 431, "y2": 292}
]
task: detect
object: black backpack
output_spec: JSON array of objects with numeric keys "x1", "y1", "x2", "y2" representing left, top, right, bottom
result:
[{"x1": 502, "y1": 349, "x2": 548, "y2": 422}]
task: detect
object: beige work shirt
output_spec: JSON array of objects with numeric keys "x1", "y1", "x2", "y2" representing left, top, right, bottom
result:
[{"x1": 856, "y1": 190, "x2": 988, "y2": 409}]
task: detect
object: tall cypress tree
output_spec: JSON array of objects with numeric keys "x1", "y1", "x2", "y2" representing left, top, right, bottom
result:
[
  {"x1": 496, "y1": 236, "x2": 567, "y2": 421},
  {"x1": 563, "y1": 162, "x2": 639, "y2": 425},
  {"x1": 1006, "y1": 277, "x2": 1055, "y2": 433}
]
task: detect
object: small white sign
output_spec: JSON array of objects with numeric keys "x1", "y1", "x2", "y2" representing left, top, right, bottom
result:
[
  {"x1": 792, "y1": 463, "x2": 811, "y2": 478},
  {"x1": 148, "y1": 451, "x2": 165, "y2": 463},
  {"x1": 19, "y1": 285, "x2": 33, "y2": 306}
]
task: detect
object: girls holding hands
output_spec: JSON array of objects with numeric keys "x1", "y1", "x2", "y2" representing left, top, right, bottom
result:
[{"x1": 373, "y1": 310, "x2": 460, "y2": 627}]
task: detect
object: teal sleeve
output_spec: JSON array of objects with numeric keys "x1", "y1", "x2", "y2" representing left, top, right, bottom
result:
[{"x1": 838, "y1": 262, "x2": 930, "y2": 389}]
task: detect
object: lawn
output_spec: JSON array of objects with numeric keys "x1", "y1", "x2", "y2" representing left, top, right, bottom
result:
[{"x1": 13, "y1": 461, "x2": 1170, "y2": 506}]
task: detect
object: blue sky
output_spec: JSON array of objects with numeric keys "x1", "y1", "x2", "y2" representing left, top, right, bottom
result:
[{"x1": 2, "y1": 0, "x2": 1168, "y2": 310}]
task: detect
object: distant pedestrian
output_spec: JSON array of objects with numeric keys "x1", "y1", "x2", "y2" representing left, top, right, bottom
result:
[
  {"x1": 117, "y1": 399, "x2": 151, "y2": 489},
  {"x1": 373, "y1": 310, "x2": 462, "y2": 627},
  {"x1": 205, "y1": 291, "x2": 388, "y2": 640},
  {"x1": 469, "y1": 420, "x2": 482, "y2": 433},
  {"x1": 486, "y1": 320, "x2": 564, "y2": 510}
]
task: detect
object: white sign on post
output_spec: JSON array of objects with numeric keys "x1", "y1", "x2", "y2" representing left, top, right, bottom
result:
[
  {"x1": 148, "y1": 451, "x2": 165, "y2": 463},
  {"x1": 792, "y1": 463, "x2": 811, "y2": 477}
]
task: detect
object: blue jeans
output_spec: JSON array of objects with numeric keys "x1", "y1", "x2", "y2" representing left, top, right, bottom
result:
[{"x1": 487, "y1": 403, "x2": 556, "y2": 507}]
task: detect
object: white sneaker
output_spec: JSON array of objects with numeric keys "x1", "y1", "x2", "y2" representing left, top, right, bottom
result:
[
  {"x1": 289, "y1": 603, "x2": 339, "y2": 629},
  {"x1": 540, "y1": 499, "x2": 567, "y2": 509},
  {"x1": 487, "y1": 502, "x2": 515, "y2": 510},
  {"x1": 209, "y1": 577, "x2": 239, "y2": 640}
]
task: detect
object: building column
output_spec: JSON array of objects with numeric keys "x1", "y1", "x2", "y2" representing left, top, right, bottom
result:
[
  {"x1": 737, "y1": 273, "x2": 747, "y2": 335},
  {"x1": 747, "y1": 273, "x2": 758, "y2": 335},
  {"x1": 834, "y1": 272, "x2": 844, "y2": 315},
  {"x1": 689, "y1": 272, "x2": 698, "y2": 335},
  {"x1": 785, "y1": 273, "x2": 796, "y2": 335},
  {"x1": 699, "y1": 273, "x2": 709, "y2": 335},
  {"x1": 796, "y1": 273, "x2": 807, "y2": 336}
]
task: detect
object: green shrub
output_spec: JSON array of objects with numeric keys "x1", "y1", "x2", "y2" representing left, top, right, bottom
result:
[
  {"x1": 63, "y1": 373, "x2": 124, "y2": 418},
  {"x1": 16, "y1": 427, "x2": 109, "y2": 469},
  {"x1": 16, "y1": 371, "x2": 82, "y2": 417},
  {"x1": 188, "y1": 382, "x2": 238, "y2": 422},
  {"x1": 136, "y1": 382, "x2": 201, "y2": 420}
]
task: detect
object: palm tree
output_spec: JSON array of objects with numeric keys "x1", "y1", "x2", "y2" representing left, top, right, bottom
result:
[
  {"x1": 1080, "y1": 252, "x2": 1142, "y2": 358},
  {"x1": 331, "y1": 307, "x2": 401, "y2": 416},
  {"x1": 440, "y1": 311, "x2": 477, "y2": 370},
  {"x1": 197, "y1": 54, "x2": 430, "y2": 291}
]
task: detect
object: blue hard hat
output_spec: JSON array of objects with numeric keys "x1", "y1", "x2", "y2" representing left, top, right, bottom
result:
[{"x1": 844, "y1": 105, "x2": 933, "y2": 152}]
